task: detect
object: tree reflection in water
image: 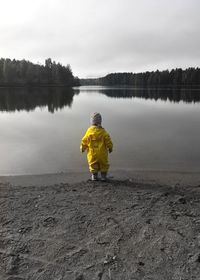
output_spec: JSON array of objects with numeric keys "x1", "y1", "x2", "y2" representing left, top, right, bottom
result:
[
  {"x1": 0, "y1": 87, "x2": 77, "y2": 113},
  {"x1": 0, "y1": 86, "x2": 200, "y2": 114},
  {"x1": 77, "y1": 87, "x2": 200, "y2": 103}
]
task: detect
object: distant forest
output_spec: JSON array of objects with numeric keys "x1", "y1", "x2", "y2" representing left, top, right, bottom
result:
[
  {"x1": 80, "y1": 68, "x2": 200, "y2": 87},
  {"x1": 0, "y1": 58, "x2": 79, "y2": 86},
  {"x1": 1, "y1": 58, "x2": 200, "y2": 88}
]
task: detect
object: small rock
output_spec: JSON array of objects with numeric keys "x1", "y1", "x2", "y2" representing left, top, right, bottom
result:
[
  {"x1": 43, "y1": 217, "x2": 56, "y2": 227},
  {"x1": 196, "y1": 254, "x2": 200, "y2": 263},
  {"x1": 75, "y1": 274, "x2": 84, "y2": 280},
  {"x1": 164, "y1": 192, "x2": 169, "y2": 197},
  {"x1": 146, "y1": 219, "x2": 152, "y2": 224},
  {"x1": 178, "y1": 197, "x2": 187, "y2": 204},
  {"x1": 138, "y1": 261, "x2": 145, "y2": 266},
  {"x1": 18, "y1": 227, "x2": 32, "y2": 234},
  {"x1": 103, "y1": 254, "x2": 116, "y2": 265},
  {"x1": 97, "y1": 271, "x2": 103, "y2": 279},
  {"x1": 188, "y1": 253, "x2": 200, "y2": 263}
]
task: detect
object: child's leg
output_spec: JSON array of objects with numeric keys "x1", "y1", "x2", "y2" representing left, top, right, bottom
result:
[
  {"x1": 100, "y1": 161, "x2": 109, "y2": 181},
  {"x1": 100, "y1": 171, "x2": 107, "y2": 181},
  {"x1": 89, "y1": 162, "x2": 100, "y2": 180}
]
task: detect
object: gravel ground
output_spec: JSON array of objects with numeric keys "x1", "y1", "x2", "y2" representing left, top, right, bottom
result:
[{"x1": 1, "y1": 176, "x2": 200, "y2": 279}]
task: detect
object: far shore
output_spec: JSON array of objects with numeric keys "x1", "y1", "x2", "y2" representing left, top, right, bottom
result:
[
  {"x1": 0, "y1": 84, "x2": 75, "y2": 88},
  {"x1": 1, "y1": 84, "x2": 200, "y2": 89}
]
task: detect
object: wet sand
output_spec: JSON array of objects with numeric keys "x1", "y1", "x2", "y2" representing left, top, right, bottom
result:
[{"x1": 1, "y1": 170, "x2": 200, "y2": 279}]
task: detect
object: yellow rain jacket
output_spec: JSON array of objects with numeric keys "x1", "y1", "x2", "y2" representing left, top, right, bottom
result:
[{"x1": 80, "y1": 126, "x2": 113, "y2": 173}]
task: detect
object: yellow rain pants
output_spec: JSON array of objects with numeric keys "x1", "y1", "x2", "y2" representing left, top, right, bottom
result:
[{"x1": 80, "y1": 126, "x2": 113, "y2": 173}]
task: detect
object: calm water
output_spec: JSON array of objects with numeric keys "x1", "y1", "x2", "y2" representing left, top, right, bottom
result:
[{"x1": 0, "y1": 86, "x2": 200, "y2": 175}]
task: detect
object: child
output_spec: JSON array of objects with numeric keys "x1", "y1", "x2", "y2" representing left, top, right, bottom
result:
[{"x1": 80, "y1": 112, "x2": 113, "y2": 181}]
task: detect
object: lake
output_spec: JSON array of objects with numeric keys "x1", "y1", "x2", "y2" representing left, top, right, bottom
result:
[{"x1": 0, "y1": 86, "x2": 200, "y2": 175}]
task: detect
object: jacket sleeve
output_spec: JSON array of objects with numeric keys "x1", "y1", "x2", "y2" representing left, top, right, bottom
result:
[
  {"x1": 104, "y1": 131, "x2": 113, "y2": 152},
  {"x1": 80, "y1": 130, "x2": 89, "y2": 152}
]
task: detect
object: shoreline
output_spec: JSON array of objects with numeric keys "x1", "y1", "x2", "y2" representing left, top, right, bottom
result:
[{"x1": 0, "y1": 169, "x2": 199, "y2": 187}]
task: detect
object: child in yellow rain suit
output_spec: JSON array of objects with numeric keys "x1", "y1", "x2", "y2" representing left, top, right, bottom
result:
[{"x1": 80, "y1": 112, "x2": 113, "y2": 181}]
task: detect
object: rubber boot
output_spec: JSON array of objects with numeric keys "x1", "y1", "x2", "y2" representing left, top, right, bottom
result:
[
  {"x1": 91, "y1": 173, "x2": 98, "y2": 181},
  {"x1": 101, "y1": 172, "x2": 107, "y2": 181}
]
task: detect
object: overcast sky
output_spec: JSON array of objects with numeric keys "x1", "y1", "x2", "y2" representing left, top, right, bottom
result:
[{"x1": 0, "y1": 0, "x2": 200, "y2": 78}]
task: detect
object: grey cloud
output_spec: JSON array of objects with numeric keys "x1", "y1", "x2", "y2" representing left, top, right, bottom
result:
[{"x1": 0, "y1": 0, "x2": 200, "y2": 77}]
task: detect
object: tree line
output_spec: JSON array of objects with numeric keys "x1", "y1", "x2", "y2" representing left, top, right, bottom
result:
[
  {"x1": 0, "y1": 58, "x2": 80, "y2": 86},
  {"x1": 80, "y1": 67, "x2": 200, "y2": 87},
  {"x1": 1, "y1": 58, "x2": 200, "y2": 88}
]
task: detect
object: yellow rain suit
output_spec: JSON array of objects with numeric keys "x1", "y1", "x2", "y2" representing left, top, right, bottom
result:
[{"x1": 80, "y1": 126, "x2": 113, "y2": 173}]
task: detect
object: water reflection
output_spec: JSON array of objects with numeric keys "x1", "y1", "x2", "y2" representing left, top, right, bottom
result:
[
  {"x1": 0, "y1": 87, "x2": 199, "y2": 114},
  {"x1": 0, "y1": 86, "x2": 200, "y2": 175},
  {"x1": 75, "y1": 86, "x2": 200, "y2": 103},
  {"x1": 0, "y1": 87, "x2": 76, "y2": 113}
]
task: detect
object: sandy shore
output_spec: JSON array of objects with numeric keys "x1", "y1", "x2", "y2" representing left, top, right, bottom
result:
[
  {"x1": 1, "y1": 170, "x2": 200, "y2": 279},
  {"x1": 1, "y1": 169, "x2": 200, "y2": 187}
]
